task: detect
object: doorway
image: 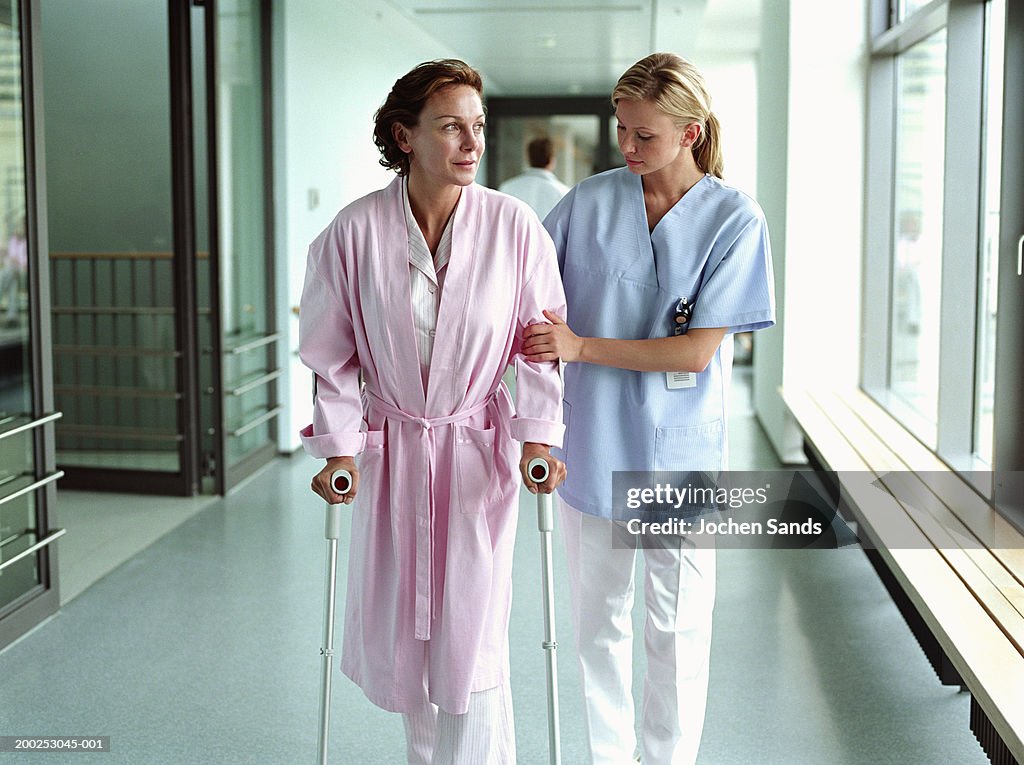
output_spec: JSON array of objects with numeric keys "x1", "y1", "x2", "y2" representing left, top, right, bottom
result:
[{"x1": 484, "y1": 96, "x2": 622, "y2": 189}]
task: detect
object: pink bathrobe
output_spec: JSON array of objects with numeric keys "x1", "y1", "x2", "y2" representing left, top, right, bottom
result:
[{"x1": 299, "y1": 177, "x2": 565, "y2": 715}]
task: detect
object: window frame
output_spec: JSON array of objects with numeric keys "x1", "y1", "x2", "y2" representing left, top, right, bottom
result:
[{"x1": 863, "y1": 0, "x2": 1001, "y2": 499}]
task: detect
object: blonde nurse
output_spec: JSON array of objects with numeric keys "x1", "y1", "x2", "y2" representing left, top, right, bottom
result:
[{"x1": 524, "y1": 53, "x2": 776, "y2": 765}]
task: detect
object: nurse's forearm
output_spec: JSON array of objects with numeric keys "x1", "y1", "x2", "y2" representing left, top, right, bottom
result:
[{"x1": 577, "y1": 328, "x2": 726, "y2": 373}]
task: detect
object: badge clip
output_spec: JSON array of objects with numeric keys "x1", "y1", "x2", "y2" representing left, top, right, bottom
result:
[{"x1": 668, "y1": 297, "x2": 697, "y2": 389}]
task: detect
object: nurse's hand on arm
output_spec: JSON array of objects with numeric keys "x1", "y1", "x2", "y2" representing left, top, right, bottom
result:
[
  {"x1": 520, "y1": 442, "x2": 567, "y2": 495},
  {"x1": 311, "y1": 456, "x2": 360, "y2": 505},
  {"x1": 523, "y1": 309, "x2": 727, "y2": 373}
]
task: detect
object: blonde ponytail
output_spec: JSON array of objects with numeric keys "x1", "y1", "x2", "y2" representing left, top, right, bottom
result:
[{"x1": 694, "y1": 111, "x2": 723, "y2": 179}]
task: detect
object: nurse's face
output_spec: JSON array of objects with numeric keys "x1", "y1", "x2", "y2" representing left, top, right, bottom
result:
[
  {"x1": 615, "y1": 98, "x2": 694, "y2": 176},
  {"x1": 397, "y1": 85, "x2": 485, "y2": 189}
]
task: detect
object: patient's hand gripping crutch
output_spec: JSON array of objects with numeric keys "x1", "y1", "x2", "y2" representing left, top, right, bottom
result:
[
  {"x1": 528, "y1": 457, "x2": 562, "y2": 765},
  {"x1": 317, "y1": 469, "x2": 352, "y2": 765}
]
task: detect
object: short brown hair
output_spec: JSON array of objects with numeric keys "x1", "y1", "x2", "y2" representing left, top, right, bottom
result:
[
  {"x1": 373, "y1": 59, "x2": 484, "y2": 177},
  {"x1": 527, "y1": 137, "x2": 554, "y2": 168}
]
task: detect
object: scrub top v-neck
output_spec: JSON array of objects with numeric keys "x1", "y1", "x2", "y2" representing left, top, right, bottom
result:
[{"x1": 543, "y1": 166, "x2": 776, "y2": 518}]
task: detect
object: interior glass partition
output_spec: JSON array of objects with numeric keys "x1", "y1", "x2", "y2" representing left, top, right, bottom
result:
[
  {"x1": 42, "y1": 0, "x2": 183, "y2": 488},
  {"x1": 0, "y1": 0, "x2": 36, "y2": 612},
  {"x1": 888, "y1": 28, "x2": 947, "y2": 437},
  {"x1": 40, "y1": 0, "x2": 275, "y2": 496},
  {"x1": 210, "y1": 0, "x2": 278, "y2": 489},
  {"x1": 0, "y1": 0, "x2": 62, "y2": 650}
]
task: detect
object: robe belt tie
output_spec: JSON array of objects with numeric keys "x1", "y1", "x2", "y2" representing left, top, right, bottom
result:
[{"x1": 363, "y1": 390, "x2": 496, "y2": 641}]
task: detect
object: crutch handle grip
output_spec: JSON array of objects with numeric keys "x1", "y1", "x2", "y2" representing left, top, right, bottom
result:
[
  {"x1": 330, "y1": 469, "x2": 353, "y2": 496},
  {"x1": 528, "y1": 457, "x2": 550, "y2": 484}
]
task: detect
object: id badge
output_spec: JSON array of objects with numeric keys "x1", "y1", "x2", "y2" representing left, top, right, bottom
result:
[
  {"x1": 667, "y1": 297, "x2": 697, "y2": 389},
  {"x1": 666, "y1": 371, "x2": 697, "y2": 389}
]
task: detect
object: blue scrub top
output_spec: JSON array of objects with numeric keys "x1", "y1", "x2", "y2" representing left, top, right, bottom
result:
[{"x1": 543, "y1": 167, "x2": 776, "y2": 518}]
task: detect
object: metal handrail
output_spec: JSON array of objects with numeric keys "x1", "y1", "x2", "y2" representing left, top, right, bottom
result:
[
  {"x1": 0, "y1": 412, "x2": 63, "y2": 443},
  {"x1": 225, "y1": 332, "x2": 282, "y2": 356},
  {"x1": 53, "y1": 385, "x2": 180, "y2": 400},
  {"x1": 229, "y1": 406, "x2": 283, "y2": 438},
  {"x1": 51, "y1": 306, "x2": 176, "y2": 316},
  {"x1": 52, "y1": 345, "x2": 181, "y2": 358},
  {"x1": 50, "y1": 306, "x2": 213, "y2": 317},
  {"x1": 56, "y1": 425, "x2": 183, "y2": 442},
  {"x1": 229, "y1": 369, "x2": 282, "y2": 397},
  {"x1": 0, "y1": 528, "x2": 67, "y2": 573},
  {"x1": 0, "y1": 471, "x2": 64, "y2": 510},
  {"x1": 49, "y1": 251, "x2": 210, "y2": 260}
]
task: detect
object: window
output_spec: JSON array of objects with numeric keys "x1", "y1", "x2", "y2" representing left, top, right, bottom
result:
[
  {"x1": 864, "y1": 0, "x2": 1015, "y2": 501},
  {"x1": 973, "y1": 0, "x2": 1004, "y2": 466},
  {"x1": 897, "y1": 0, "x2": 933, "y2": 22},
  {"x1": 889, "y1": 28, "x2": 946, "y2": 429}
]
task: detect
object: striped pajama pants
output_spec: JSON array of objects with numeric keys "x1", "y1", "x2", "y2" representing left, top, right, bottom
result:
[{"x1": 402, "y1": 682, "x2": 516, "y2": 764}]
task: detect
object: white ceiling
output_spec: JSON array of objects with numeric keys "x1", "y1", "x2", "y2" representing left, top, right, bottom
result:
[{"x1": 383, "y1": 0, "x2": 762, "y2": 95}]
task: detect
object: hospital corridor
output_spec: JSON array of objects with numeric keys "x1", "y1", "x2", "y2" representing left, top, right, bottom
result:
[
  {"x1": 0, "y1": 368, "x2": 994, "y2": 764},
  {"x1": 1, "y1": 1, "x2": 1023, "y2": 764}
]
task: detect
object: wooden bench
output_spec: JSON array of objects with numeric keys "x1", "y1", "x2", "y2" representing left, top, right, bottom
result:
[{"x1": 782, "y1": 387, "x2": 1024, "y2": 765}]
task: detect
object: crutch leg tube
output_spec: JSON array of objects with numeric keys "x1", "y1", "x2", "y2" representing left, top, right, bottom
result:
[
  {"x1": 317, "y1": 469, "x2": 352, "y2": 765},
  {"x1": 528, "y1": 457, "x2": 562, "y2": 765}
]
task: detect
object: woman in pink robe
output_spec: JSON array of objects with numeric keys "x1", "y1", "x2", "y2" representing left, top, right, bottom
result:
[{"x1": 299, "y1": 60, "x2": 566, "y2": 764}]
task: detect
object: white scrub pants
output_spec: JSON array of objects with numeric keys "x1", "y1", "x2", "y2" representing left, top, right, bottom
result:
[
  {"x1": 402, "y1": 682, "x2": 516, "y2": 764},
  {"x1": 561, "y1": 499, "x2": 716, "y2": 765}
]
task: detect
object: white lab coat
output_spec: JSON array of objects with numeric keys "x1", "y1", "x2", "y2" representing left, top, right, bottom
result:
[{"x1": 499, "y1": 168, "x2": 570, "y2": 219}]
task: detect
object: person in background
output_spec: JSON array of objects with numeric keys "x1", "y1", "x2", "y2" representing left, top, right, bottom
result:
[
  {"x1": 299, "y1": 59, "x2": 567, "y2": 764},
  {"x1": 523, "y1": 53, "x2": 776, "y2": 765},
  {"x1": 0, "y1": 218, "x2": 26, "y2": 327},
  {"x1": 498, "y1": 136, "x2": 570, "y2": 219}
]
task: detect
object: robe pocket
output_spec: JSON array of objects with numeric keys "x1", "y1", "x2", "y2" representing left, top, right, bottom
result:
[
  {"x1": 455, "y1": 424, "x2": 499, "y2": 515},
  {"x1": 354, "y1": 429, "x2": 387, "y2": 511},
  {"x1": 654, "y1": 420, "x2": 724, "y2": 474}
]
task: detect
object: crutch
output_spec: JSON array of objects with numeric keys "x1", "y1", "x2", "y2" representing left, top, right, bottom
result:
[
  {"x1": 527, "y1": 457, "x2": 562, "y2": 765},
  {"x1": 317, "y1": 469, "x2": 352, "y2": 765}
]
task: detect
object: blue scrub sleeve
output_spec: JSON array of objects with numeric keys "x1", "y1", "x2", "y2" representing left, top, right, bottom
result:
[{"x1": 688, "y1": 215, "x2": 776, "y2": 334}]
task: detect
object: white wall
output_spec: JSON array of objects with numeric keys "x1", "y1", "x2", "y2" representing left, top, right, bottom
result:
[
  {"x1": 755, "y1": 0, "x2": 793, "y2": 461},
  {"x1": 754, "y1": 0, "x2": 868, "y2": 463},
  {"x1": 273, "y1": 1, "x2": 462, "y2": 451},
  {"x1": 696, "y1": 54, "x2": 759, "y2": 198}
]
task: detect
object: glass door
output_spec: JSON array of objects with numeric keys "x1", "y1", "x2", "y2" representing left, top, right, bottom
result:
[
  {"x1": 0, "y1": 0, "x2": 62, "y2": 650},
  {"x1": 39, "y1": 0, "x2": 275, "y2": 496},
  {"x1": 42, "y1": 0, "x2": 192, "y2": 493},
  {"x1": 200, "y1": 0, "x2": 277, "y2": 493}
]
